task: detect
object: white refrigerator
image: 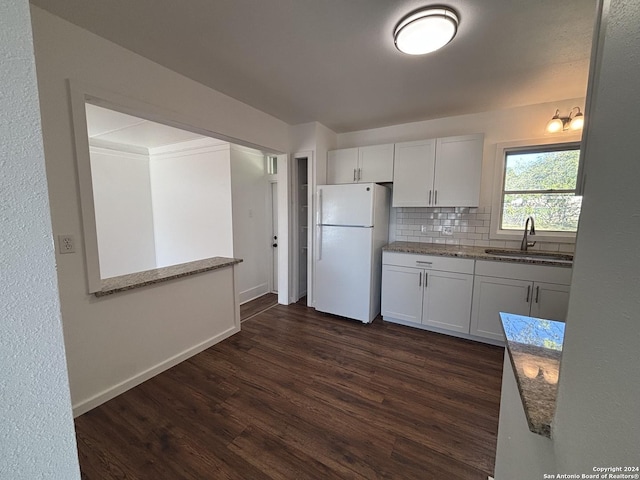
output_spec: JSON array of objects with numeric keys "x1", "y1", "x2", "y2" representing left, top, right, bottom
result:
[{"x1": 314, "y1": 183, "x2": 390, "y2": 323}]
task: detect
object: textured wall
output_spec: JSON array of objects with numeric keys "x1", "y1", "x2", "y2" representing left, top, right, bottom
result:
[
  {"x1": 553, "y1": 0, "x2": 640, "y2": 469},
  {"x1": 0, "y1": 1, "x2": 80, "y2": 478}
]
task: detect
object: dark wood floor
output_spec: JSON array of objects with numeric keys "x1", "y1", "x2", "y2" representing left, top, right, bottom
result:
[
  {"x1": 75, "y1": 301, "x2": 504, "y2": 480},
  {"x1": 240, "y1": 293, "x2": 279, "y2": 321}
]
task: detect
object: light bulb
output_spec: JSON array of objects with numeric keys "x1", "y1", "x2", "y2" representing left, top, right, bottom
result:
[
  {"x1": 569, "y1": 113, "x2": 584, "y2": 130},
  {"x1": 546, "y1": 117, "x2": 564, "y2": 133}
]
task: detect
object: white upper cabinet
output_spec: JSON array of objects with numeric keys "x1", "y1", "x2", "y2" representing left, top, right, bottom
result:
[
  {"x1": 393, "y1": 134, "x2": 484, "y2": 207},
  {"x1": 327, "y1": 147, "x2": 358, "y2": 184},
  {"x1": 327, "y1": 144, "x2": 394, "y2": 184},
  {"x1": 434, "y1": 134, "x2": 484, "y2": 207},
  {"x1": 392, "y1": 139, "x2": 436, "y2": 207},
  {"x1": 358, "y1": 144, "x2": 394, "y2": 183}
]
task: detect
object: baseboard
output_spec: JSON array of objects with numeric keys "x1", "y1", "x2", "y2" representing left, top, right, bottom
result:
[
  {"x1": 72, "y1": 324, "x2": 240, "y2": 417},
  {"x1": 382, "y1": 316, "x2": 505, "y2": 347},
  {"x1": 239, "y1": 283, "x2": 269, "y2": 304}
]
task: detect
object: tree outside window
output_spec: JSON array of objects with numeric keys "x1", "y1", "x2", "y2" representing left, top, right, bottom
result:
[{"x1": 501, "y1": 146, "x2": 582, "y2": 232}]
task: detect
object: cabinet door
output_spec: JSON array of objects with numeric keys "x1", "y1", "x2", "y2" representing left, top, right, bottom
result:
[
  {"x1": 358, "y1": 144, "x2": 394, "y2": 183},
  {"x1": 381, "y1": 264, "x2": 423, "y2": 324},
  {"x1": 434, "y1": 134, "x2": 484, "y2": 207},
  {"x1": 327, "y1": 148, "x2": 358, "y2": 184},
  {"x1": 530, "y1": 282, "x2": 570, "y2": 321},
  {"x1": 470, "y1": 276, "x2": 532, "y2": 341},
  {"x1": 392, "y1": 139, "x2": 436, "y2": 207},
  {"x1": 422, "y1": 271, "x2": 473, "y2": 333}
]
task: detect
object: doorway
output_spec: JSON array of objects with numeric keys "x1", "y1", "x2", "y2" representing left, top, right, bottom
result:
[{"x1": 295, "y1": 156, "x2": 309, "y2": 301}]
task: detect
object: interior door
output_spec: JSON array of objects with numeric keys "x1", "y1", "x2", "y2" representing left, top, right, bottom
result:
[{"x1": 270, "y1": 182, "x2": 278, "y2": 293}]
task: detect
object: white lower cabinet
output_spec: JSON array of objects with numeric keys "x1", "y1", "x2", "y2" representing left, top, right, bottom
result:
[
  {"x1": 423, "y1": 270, "x2": 474, "y2": 333},
  {"x1": 381, "y1": 265, "x2": 422, "y2": 324},
  {"x1": 382, "y1": 252, "x2": 572, "y2": 345},
  {"x1": 470, "y1": 261, "x2": 572, "y2": 342},
  {"x1": 530, "y1": 282, "x2": 571, "y2": 320},
  {"x1": 382, "y1": 252, "x2": 474, "y2": 334}
]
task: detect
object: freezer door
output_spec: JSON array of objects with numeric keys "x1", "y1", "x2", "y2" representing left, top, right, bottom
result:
[
  {"x1": 318, "y1": 184, "x2": 374, "y2": 227},
  {"x1": 315, "y1": 225, "x2": 373, "y2": 323}
]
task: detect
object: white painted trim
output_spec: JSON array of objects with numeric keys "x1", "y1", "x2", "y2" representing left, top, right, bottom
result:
[
  {"x1": 291, "y1": 151, "x2": 314, "y2": 304},
  {"x1": 89, "y1": 138, "x2": 149, "y2": 156},
  {"x1": 72, "y1": 323, "x2": 240, "y2": 417},
  {"x1": 239, "y1": 283, "x2": 270, "y2": 305},
  {"x1": 67, "y1": 79, "x2": 286, "y2": 293},
  {"x1": 69, "y1": 80, "x2": 102, "y2": 294},
  {"x1": 148, "y1": 137, "x2": 229, "y2": 157},
  {"x1": 306, "y1": 150, "x2": 316, "y2": 307},
  {"x1": 490, "y1": 136, "x2": 582, "y2": 244},
  {"x1": 277, "y1": 153, "x2": 291, "y2": 305}
]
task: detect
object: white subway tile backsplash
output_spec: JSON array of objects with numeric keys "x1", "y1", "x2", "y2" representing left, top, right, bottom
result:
[{"x1": 393, "y1": 206, "x2": 575, "y2": 252}]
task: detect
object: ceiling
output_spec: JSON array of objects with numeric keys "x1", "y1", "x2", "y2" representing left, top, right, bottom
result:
[
  {"x1": 85, "y1": 104, "x2": 206, "y2": 150},
  {"x1": 32, "y1": 0, "x2": 597, "y2": 133}
]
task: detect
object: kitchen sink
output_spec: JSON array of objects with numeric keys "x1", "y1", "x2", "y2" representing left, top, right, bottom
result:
[{"x1": 484, "y1": 248, "x2": 573, "y2": 264}]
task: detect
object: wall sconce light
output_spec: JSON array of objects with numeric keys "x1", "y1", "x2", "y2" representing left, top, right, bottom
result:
[{"x1": 546, "y1": 107, "x2": 584, "y2": 133}]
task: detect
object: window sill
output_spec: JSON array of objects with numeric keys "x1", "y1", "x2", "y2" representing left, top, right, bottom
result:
[{"x1": 490, "y1": 229, "x2": 576, "y2": 245}]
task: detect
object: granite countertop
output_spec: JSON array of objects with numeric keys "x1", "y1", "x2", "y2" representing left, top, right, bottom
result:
[
  {"x1": 500, "y1": 312, "x2": 566, "y2": 438},
  {"x1": 383, "y1": 241, "x2": 573, "y2": 267},
  {"x1": 95, "y1": 256, "x2": 243, "y2": 297}
]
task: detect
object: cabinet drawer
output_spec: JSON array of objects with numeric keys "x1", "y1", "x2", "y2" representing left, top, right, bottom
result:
[
  {"x1": 383, "y1": 252, "x2": 474, "y2": 274},
  {"x1": 475, "y1": 260, "x2": 572, "y2": 285}
]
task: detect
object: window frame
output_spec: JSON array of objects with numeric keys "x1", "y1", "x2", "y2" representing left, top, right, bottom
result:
[{"x1": 490, "y1": 137, "x2": 583, "y2": 243}]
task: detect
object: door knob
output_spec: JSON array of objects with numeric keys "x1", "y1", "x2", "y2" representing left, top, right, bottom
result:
[{"x1": 272, "y1": 243, "x2": 278, "y2": 248}]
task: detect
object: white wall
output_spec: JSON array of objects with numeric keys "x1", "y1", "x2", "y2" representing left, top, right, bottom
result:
[
  {"x1": 289, "y1": 122, "x2": 338, "y2": 306},
  {"x1": 90, "y1": 145, "x2": 157, "y2": 277},
  {"x1": 337, "y1": 99, "x2": 586, "y2": 207},
  {"x1": 495, "y1": 1, "x2": 640, "y2": 477},
  {"x1": 150, "y1": 139, "x2": 234, "y2": 266},
  {"x1": 230, "y1": 145, "x2": 271, "y2": 303},
  {"x1": 31, "y1": 6, "x2": 288, "y2": 413},
  {"x1": 0, "y1": 1, "x2": 80, "y2": 478},
  {"x1": 553, "y1": 0, "x2": 640, "y2": 469}
]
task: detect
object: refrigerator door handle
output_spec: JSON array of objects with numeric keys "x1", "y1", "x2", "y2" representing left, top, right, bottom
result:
[{"x1": 316, "y1": 190, "x2": 323, "y2": 261}]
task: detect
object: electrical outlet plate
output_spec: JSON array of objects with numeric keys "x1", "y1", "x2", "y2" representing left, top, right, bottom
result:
[
  {"x1": 58, "y1": 234, "x2": 76, "y2": 254},
  {"x1": 442, "y1": 226, "x2": 453, "y2": 236}
]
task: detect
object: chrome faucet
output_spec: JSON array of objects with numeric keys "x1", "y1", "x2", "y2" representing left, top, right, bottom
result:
[{"x1": 521, "y1": 216, "x2": 536, "y2": 251}]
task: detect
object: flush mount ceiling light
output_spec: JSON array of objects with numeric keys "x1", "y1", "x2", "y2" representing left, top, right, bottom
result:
[
  {"x1": 546, "y1": 107, "x2": 585, "y2": 133},
  {"x1": 394, "y1": 6, "x2": 459, "y2": 55}
]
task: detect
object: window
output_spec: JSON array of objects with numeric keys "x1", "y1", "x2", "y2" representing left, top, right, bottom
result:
[{"x1": 500, "y1": 144, "x2": 582, "y2": 233}]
